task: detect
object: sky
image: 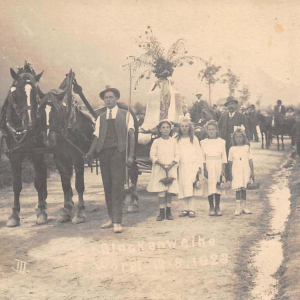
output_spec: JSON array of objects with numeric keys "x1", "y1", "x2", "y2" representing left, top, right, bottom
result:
[{"x1": 1, "y1": 0, "x2": 300, "y2": 109}]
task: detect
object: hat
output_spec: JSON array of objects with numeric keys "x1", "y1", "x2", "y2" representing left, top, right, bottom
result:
[
  {"x1": 224, "y1": 96, "x2": 238, "y2": 106},
  {"x1": 196, "y1": 93, "x2": 202, "y2": 97},
  {"x1": 277, "y1": 99, "x2": 282, "y2": 104},
  {"x1": 99, "y1": 86, "x2": 120, "y2": 100}
]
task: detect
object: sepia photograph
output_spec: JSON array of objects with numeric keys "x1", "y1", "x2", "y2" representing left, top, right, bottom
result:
[{"x1": 0, "y1": 0, "x2": 300, "y2": 299}]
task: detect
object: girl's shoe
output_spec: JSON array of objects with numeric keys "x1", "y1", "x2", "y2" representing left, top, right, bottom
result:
[
  {"x1": 234, "y1": 200, "x2": 241, "y2": 216},
  {"x1": 215, "y1": 198, "x2": 222, "y2": 216},
  {"x1": 241, "y1": 200, "x2": 252, "y2": 214},
  {"x1": 189, "y1": 211, "x2": 196, "y2": 218},
  {"x1": 157, "y1": 208, "x2": 165, "y2": 221},
  {"x1": 179, "y1": 210, "x2": 189, "y2": 217},
  {"x1": 208, "y1": 198, "x2": 215, "y2": 216},
  {"x1": 166, "y1": 207, "x2": 173, "y2": 220}
]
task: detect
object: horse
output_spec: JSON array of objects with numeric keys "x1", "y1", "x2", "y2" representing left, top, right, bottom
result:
[
  {"x1": 94, "y1": 102, "x2": 140, "y2": 213},
  {"x1": 269, "y1": 113, "x2": 294, "y2": 150},
  {"x1": 257, "y1": 112, "x2": 271, "y2": 149},
  {"x1": 1, "y1": 62, "x2": 47, "y2": 227},
  {"x1": 37, "y1": 78, "x2": 96, "y2": 223},
  {"x1": 189, "y1": 101, "x2": 217, "y2": 126}
]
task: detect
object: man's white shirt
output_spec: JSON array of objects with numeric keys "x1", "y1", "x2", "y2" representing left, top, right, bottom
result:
[
  {"x1": 229, "y1": 112, "x2": 236, "y2": 118},
  {"x1": 93, "y1": 105, "x2": 135, "y2": 138}
]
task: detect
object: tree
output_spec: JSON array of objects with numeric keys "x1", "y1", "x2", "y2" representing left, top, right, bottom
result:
[
  {"x1": 198, "y1": 58, "x2": 221, "y2": 106},
  {"x1": 238, "y1": 85, "x2": 251, "y2": 106},
  {"x1": 221, "y1": 69, "x2": 240, "y2": 97}
]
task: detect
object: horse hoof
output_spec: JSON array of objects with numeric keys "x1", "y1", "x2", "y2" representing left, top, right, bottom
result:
[
  {"x1": 127, "y1": 205, "x2": 139, "y2": 213},
  {"x1": 7, "y1": 216, "x2": 20, "y2": 227},
  {"x1": 72, "y1": 215, "x2": 86, "y2": 224},
  {"x1": 57, "y1": 211, "x2": 72, "y2": 223},
  {"x1": 36, "y1": 213, "x2": 48, "y2": 225}
]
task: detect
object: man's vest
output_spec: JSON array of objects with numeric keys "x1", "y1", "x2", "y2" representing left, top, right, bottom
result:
[{"x1": 96, "y1": 108, "x2": 127, "y2": 153}]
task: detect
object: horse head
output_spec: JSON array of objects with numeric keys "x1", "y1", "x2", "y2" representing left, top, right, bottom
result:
[
  {"x1": 37, "y1": 87, "x2": 67, "y2": 148},
  {"x1": 9, "y1": 61, "x2": 44, "y2": 130}
]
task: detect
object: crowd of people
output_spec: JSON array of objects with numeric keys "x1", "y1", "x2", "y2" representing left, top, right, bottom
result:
[{"x1": 87, "y1": 89, "x2": 257, "y2": 234}]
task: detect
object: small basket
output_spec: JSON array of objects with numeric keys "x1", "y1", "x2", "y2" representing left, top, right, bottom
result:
[
  {"x1": 216, "y1": 176, "x2": 231, "y2": 190},
  {"x1": 159, "y1": 169, "x2": 175, "y2": 186},
  {"x1": 247, "y1": 178, "x2": 260, "y2": 190},
  {"x1": 193, "y1": 174, "x2": 204, "y2": 189}
]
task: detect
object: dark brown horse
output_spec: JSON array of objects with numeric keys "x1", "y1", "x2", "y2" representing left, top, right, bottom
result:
[
  {"x1": 269, "y1": 113, "x2": 294, "y2": 150},
  {"x1": 1, "y1": 62, "x2": 47, "y2": 227},
  {"x1": 257, "y1": 112, "x2": 271, "y2": 149},
  {"x1": 37, "y1": 80, "x2": 95, "y2": 224}
]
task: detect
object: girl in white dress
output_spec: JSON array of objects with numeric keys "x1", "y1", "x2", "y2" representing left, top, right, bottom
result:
[
  {"x1": 228, "y1": 128, "x2": 254, "y2": 215},
  {"x1": 200, "y1": 120, "x2": 227, "y2": 216},
  {"x1": 177, "y1": 117, "x2": 203, "y2": 218},
  {"x1": 147, "y1": 120, "x2": 180, "y2": 221}
]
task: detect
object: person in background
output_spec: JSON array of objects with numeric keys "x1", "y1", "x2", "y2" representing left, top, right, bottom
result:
[
  {"x1": 286, "y1": 107, "x2": 294, "y2": 117},
  {"x1": 291, "y1": 113, "x2": 300, "y2": 166},
  {"x1": 218, "y1": 96, "x2": 251, "y2": 180},
  {"x1": 248, "y1": 104, "x2": 259, "y2": 142},
  {"x1": 274, "y1": 99, "x2": 286, "y2": 115}
]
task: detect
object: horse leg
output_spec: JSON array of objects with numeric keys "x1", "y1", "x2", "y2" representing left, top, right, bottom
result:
[
  {"x1": 282, "y1": 135, "x2": 284, "y2": 150},
  {"x1": 32, "y1": 154, "x2": 48, "y2": 225},
  {"x1": 7, "y1": 154, "x2": 23, "y2": 227},
  {"x1": 261, "y1": 132, "x2": 264, "y2": 149},
  {"x1": 55, "y1": 154, "x2": 74, "y2": 223},
  {"x1": 277, "y1": 135, "x2": 280, "y2": 150},
  {"x1": 72, "y1": 154, "x2": 86, "y2": 224},
  {"x1": 127, "y1": 161, "x2": 139, "y2": 213}
]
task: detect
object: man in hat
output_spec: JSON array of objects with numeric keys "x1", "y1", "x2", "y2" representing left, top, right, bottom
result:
[
  {"x1": 86, "y1": 87, "x2": 135, "y2": 233},
  {"x1": 218, "y1": 96, "x2": 251, "y2": 179},
  {"x1": 274, "y1": 100, "x2": 286, "y2": 115},
  {"x1": 248, "y1": 104, "x2": 259, "y2": 142},
  {"x1": 195, "y1": 93, "x2": 208, "y2": 108}
]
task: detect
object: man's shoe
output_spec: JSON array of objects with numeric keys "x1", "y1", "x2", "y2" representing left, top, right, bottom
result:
[
  {"x1": 209, "y1": 209, "x2": 216, "y2": 216},
  {"x1": 113, "y1": 223, "x2": 122, "y2": 233},
  {"x1": 101, "y1": 220, "x2": 113, "y2": 229}
]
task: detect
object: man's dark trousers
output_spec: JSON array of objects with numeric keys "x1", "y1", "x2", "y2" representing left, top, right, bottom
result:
[
  {"x1": 99, "y1": 147, "x2": 126, "y2": 224},
  {"x1": 250, "y1": 123, "x2": 259, "y2": 142}
]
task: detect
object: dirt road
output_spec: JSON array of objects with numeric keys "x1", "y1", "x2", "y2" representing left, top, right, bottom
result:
[{"x1": 0, "y1": 141, "x2": 291, "y2": 300}]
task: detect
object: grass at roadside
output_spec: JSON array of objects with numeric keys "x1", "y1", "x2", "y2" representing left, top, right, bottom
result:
[
  {"x1": 0, "y1": 154, "x2": 55, "y2": 190},
  {"x1": 275, "y1": 161, "x2": 300, "y2": 300}
]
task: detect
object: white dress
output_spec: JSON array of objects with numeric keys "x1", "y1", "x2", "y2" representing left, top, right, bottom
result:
[
  {"x1": 177, "y1": 136, "x2": 204, "y2": 199},
  {"x1": 200, "y1": 138, "x2": 227, "y2": 196},
  {"x1": 228, "y1": 145, "x2": 252, "y2": 190},
  {"x1": 147, "y1": 137, "x2": 180, "y2": 194}
]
